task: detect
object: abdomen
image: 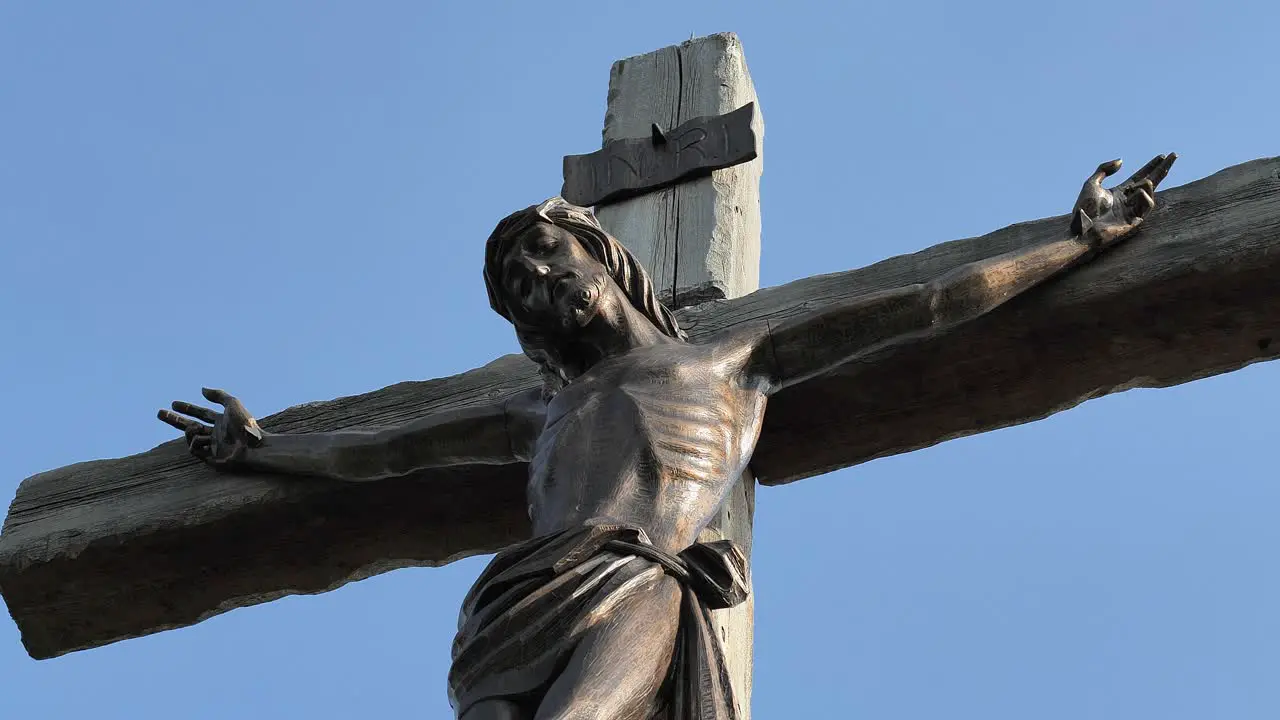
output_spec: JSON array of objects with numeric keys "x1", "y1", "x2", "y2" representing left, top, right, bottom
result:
[{"x1": 527, "y1": 380, "x2": 764, "y2": 552}]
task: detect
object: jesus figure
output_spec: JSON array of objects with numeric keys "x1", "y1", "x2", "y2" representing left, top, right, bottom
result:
[{"x1": 159, "y1": 154, "x2": 1174, "y2": 720}]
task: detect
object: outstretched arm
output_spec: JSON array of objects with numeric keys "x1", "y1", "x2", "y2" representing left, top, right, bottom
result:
[
  {"x1": 752, "y1": 155, "x2": 1176, "y2": 392},
  {"x1": 159, "y1": 386, "x2": 545, "y2": 482}
]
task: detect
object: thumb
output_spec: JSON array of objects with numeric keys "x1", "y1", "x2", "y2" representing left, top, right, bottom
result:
[{"x1": 1087, "y1": 159, "x2": 1123, "y2": 187}]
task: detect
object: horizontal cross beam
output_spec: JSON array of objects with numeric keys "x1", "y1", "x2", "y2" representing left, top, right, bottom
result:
[{"x1": 3, "y1": 156, "x2": 1278, "y2": 659}]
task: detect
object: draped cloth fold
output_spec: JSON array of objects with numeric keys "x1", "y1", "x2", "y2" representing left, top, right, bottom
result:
[{"x1": 448, "y1": 522, "x2": 750, "y2": 719}]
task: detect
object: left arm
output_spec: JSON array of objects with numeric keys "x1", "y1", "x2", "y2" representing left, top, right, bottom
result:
[
  {"x1": 159, "y1": 386, "x2": 546, "y2": 481},
  {"x1": 751, "y1": 155, "x2": 1176, "y2": 392}
]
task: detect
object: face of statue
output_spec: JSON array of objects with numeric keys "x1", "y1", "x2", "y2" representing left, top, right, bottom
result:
[{"x1": 498, "y1": 222, "x2": 616, "y2": 334}]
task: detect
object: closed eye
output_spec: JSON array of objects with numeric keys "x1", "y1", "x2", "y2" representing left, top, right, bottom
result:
[{"x1": 527, "y1": 236, "x2": 557, "y2": 255}]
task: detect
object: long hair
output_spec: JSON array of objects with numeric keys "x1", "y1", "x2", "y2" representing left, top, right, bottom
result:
[{"x1": 483, "y1": 197, "x2": 685, "y2": 397}]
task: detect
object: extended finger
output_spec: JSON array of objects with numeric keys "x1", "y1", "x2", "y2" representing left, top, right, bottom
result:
[
  {"x1": 1087, "y1": 159, "x2": 1123, "y2": 187},
  {"x1": 1122, "y1": 154, "x2": 1167, "y2": 186},
  {"x1": 1145, "y1": 152, "x2": 1177, "y2": 189},
  {"x1": 171, "y1": 401, "x2": 219, "y2": 423},
  {"x1": 202, "y1": 387, "x2": 233, "y2": 405},
  {"x1": 220, "y1": 394, "x2": 252, "y2": 421},
  {"x1": 158, "y1": 409, "x2": 210, "y2": 435},
  {"x1": 219, "y1": 394, "x2": 257, "y2": 428},
  {"x1": 213, "y1": 394, "x2": 263, "y2": 440}
]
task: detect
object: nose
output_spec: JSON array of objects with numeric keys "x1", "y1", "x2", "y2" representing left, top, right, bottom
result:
[{"x1": 516, "y1": 262, "x2": 554, "y2": 308}]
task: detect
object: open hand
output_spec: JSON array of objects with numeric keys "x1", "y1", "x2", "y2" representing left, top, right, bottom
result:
[
  {"x1": 158, "y1": 388, "x2": 264, "y2": 467},
  {"x1": 1071, "y1": 153, "x2": 1177, "y2": 250}
]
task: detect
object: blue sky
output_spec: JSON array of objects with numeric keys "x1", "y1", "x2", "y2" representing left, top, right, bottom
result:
[{"x1": 1, "y1": 2, "x2": 1277, "y2": 717}]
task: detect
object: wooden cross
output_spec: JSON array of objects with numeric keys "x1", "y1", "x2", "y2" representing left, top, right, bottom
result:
[{"x1": 3, "y1": 32, "x2": 1280, "y2": 717}]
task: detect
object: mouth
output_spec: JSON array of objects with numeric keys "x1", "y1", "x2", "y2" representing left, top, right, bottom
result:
[
  {"x1": 549, "y1": 277, "x2": 597, "y2": 328},
  {"x1": 549, "y1": 276, "x2": 588, "y2": 307}
]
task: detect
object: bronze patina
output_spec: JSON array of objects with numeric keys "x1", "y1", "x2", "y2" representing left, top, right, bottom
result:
[{"x1": 160, "y1": 154, "x2": 1175, "y2": 719}]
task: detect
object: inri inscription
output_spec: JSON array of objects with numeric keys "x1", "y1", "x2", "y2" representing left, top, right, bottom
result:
[{"x1": 562, "y1": 102, "x2": 759, "y2": 207}]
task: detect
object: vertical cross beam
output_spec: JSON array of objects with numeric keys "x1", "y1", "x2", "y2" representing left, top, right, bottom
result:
[{"x1": 592, "y1": 33, "x2": 763, "y2": 718}]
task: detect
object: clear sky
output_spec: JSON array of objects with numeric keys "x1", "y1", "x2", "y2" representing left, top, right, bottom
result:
[{"x1": 1, "y1": 2, "x2": 1277, "y2": 718}]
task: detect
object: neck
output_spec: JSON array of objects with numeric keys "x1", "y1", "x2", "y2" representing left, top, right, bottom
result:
[{"x1": 557, "y1": 294, "x2": 675, "y2": 376}]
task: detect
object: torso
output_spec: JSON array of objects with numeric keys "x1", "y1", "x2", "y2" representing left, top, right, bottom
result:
[{"x1": 525, "y1": 335, "x2": 768, "y2": 553}]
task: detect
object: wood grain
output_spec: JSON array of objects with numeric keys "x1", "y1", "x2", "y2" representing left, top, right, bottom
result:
[
  {"x1": 593, "y1": 33, "x2": 764, "y2": 307},
  {"x1": 3, "y1": 156, "x2": 1278, "y2": 660}
]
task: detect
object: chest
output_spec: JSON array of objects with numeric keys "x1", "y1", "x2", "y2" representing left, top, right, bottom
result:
[
  {"x1": 551, "y1": 344, "x2": 753, "y2": 421},
  {"x1": 527, "y1": 343, "x2": 762, "y2": 481}
]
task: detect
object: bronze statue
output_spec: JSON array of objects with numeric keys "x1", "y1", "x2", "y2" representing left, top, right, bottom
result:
[{"x1": 159, "y1": 154, "x2": 1175, "y2": 719}]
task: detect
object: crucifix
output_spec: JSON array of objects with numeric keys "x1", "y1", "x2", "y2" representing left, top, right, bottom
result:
[{"x1": 3, "y1": 32, "x2": 1280, "y2": 718}]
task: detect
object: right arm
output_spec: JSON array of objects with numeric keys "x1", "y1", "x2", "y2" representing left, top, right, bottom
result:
[
  {"x1": 745, "y1": 155, "x2": 1175, "y2": 393},
  {"x1": 159, "y1": 386, "x2": 545, "y2": 482}
]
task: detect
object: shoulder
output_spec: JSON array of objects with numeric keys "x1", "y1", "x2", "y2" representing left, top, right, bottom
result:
[
  {"x1": 503, "y1": 387, "x2": 547, "y2": 460},
  {"x1": 692, "y1": 319, "x2": 775, "y2": 390},
  {"x1": 699, "y1": 320, "x2": 770, "y2": 356}
]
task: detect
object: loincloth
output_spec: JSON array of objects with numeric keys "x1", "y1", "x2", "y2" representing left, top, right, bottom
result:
[{"x1": 448, "y1": 522, "x2": 750, "y2": 719}]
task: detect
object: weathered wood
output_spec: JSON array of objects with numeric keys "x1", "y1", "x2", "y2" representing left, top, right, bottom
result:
[
  {"x1": 744, "y1": 156, "x2": 1280, "y2": 483},
  {"x1": 3, "y1": 156, "x2": 1279, "y2": 660},
  {"x1": 561, "y1": 102, "x2": 759, "y2": 208},
  {"x1": 587, "y1": 34, "x2": 763, "y2": 717},
  {"x1": 0, "y1": 355, "x2": 540, "y2": 660},
  {"x1": 594, "y1": 32, "x2": 764, "y2": 307}
]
